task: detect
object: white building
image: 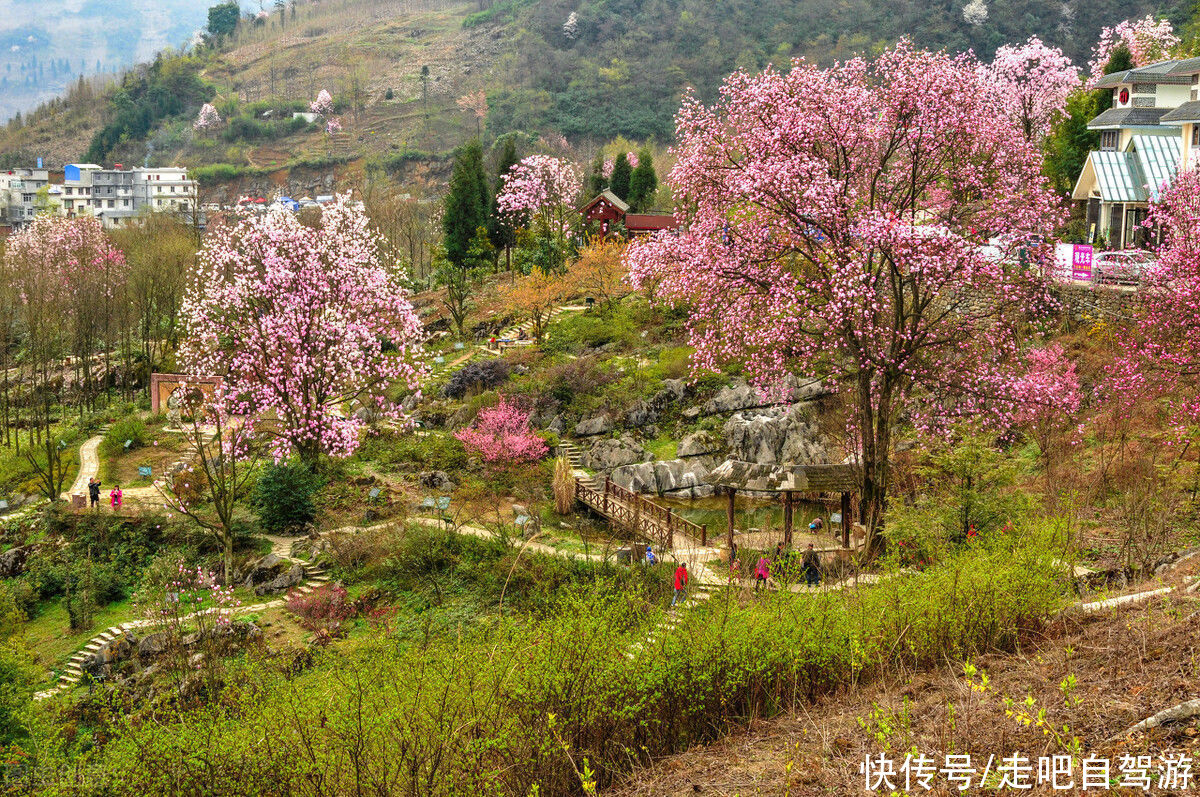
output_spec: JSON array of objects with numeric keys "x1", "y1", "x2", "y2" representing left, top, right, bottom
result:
[
  {"x1": 59, "y1": 163, "x2": 198, "y2": 228},
  {"x1": 0, "y1": 168, "x2": 50, "y2": 230}
]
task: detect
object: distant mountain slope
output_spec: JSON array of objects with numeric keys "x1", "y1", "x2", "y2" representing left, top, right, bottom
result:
[
  {"x1": 0, "y1": 0, "x2": 1188, "y2": 178},
  {"x1": 0, "y1": 0, "x2": 214, "y2": 123}
]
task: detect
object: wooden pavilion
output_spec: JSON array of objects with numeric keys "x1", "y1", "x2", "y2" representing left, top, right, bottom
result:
[
  {"x1": 579, "y1": 190, "x2": 678, "y2": 236},
  {"x1": 707, "y1": 460, "x2": 863, "y2": 550}
]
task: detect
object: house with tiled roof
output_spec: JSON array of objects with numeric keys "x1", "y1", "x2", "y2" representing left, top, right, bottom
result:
[
  {"x1": 1071, "y1": 58, "x2": 1200, "y2": 248},
  {"x1": 579, "y1": 190, "x2": 678, "y2": 236}
]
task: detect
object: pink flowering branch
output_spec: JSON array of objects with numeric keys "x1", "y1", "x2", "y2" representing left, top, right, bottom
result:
[{"x1": 455, "y1": 395, "x2": 548, "y2": 465}]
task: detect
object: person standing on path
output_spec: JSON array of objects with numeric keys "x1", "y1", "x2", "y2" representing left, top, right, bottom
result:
[
  {"x1": 645, "y1": 545, "x2": 657, "y2": 565},
  {"x1": 755, "y1": 555, "x2": 770, "y2": 590},
  {"x1": 88, "y1": 478, "x2": 101, "y2": 509},
  {"x1": 109, "y1": 484, "x2": 122, "y2": 512},
  {"x1": 671, "y1": 562, "x2": 688, "y2": 607},
  {"x1": 802, "y1": 543, "x2": 821, "y2": 587}
]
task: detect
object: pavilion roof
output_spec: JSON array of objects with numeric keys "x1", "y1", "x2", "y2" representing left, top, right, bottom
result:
[{"x1": 708, "y1": 460, "x2": 861, "y2": 493}]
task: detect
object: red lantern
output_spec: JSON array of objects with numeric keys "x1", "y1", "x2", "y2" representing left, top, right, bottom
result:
[{"x1": 1119, "y1": 88, "x2": 1130, "y2": 104}]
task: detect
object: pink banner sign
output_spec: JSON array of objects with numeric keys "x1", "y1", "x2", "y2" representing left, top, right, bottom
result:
[{"x1": 1071, "y1": 245, "x2": 1093, "y2": 281}]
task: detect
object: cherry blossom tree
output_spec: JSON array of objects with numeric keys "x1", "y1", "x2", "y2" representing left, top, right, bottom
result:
[
  {"x1": 986, "y1": 37, "x2": 1079, "y2": 143},
  {"x1": 626, "y1": 43, "x2": 1063, "y2": 554},
  {"x1": 496, "y1": 154, "x2": 581, "y2": 273},
  {"x1": 455, "y1": 395, "x2": 548, "y2": 465},
  {"x1": 180, "y1": 196, "x2": 426, "y2": 464},
  {"x1": 1010, "y1": 343, "x2": 1083, "y2": 489},
  {"x1": 456, "y1": 90, "x2": 488, "y2": 137},
  {"x1": 193, "y1": 102, "x2": 222, "y2": 132},
  {"x1": 1087, "y1": 17, "x2": 1179, "y2": 86},
  {"x1": 1110, "y1": 168, "x2": 1200, "y2": 431}
]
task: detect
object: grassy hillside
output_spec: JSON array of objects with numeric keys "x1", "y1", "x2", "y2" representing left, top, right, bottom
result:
[{"x1": 0, "y1": 0, "x2": 1188, "y2": 178}]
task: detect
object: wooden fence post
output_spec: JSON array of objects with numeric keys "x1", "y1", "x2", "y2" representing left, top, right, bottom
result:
[
  {"x1": 726, "y1": 487, "x2": 736, "y2": 552},
  {"x1": 701, "y1": 523, "x2": 708, "y2": 547},
  {"x1": 841, "y1": 491, "x2": 851, "y2": 549},
  {"x1": 666, "y1": 507, "x2": 674, "y2": 551},
  {"x1": 783, "y1": 490, "x2": 794, "y2": 545},
  {"x1": 603, "y1": 477, "x2": 610, "y2": 517}
]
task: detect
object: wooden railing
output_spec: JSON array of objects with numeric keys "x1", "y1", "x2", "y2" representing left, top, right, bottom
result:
[{"x1": 574, "y1": 477, "x2": 707, "y2": 551}]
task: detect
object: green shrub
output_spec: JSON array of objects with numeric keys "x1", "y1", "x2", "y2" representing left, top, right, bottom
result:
[
  {"x1": 251, "y1": 463, "x2": 323, "y2": 535},
  {"x1": 100, "y1": 418, "x2": 148, "y2": 459},
  {"x1": 68, "y1": 537, "x2": 1065, "y2": 795}
]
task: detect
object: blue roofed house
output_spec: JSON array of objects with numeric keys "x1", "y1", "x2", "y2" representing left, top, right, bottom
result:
[{"x1": 1071, "y1": 58, "x2": 1200, "y2": 249}]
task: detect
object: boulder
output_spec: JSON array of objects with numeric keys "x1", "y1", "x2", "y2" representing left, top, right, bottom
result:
[
  {"x1": 83, "y1": 633, "x2": 138, "y2": 681},
  {"x1": 0, "y1": 545, "x2": 31, "y2": 578},
  {"x1": 585, "y1": 436, "x2": 651, "y2": 471},
  {"x1": 574, "y1": 415, "x2": 613, "y2": 437},
  {"x1": 610, "y1": 459, "x2": 712, "y2": 497},
  {"x1": 137, "y1": 632, "x2": 169, "y2": 661},
  {"x1": 241, "y1": 553, "x2": 289, "y2": 589},
  {"x1": 624, "y1": 400, "x2": 658, "y2": 428},
  {"x1": 722, "y1": 403, "x2": 828, "y2": 465},
  {"x1": 255, "y1": 563, "x2": 306, "y2": 596},
  {"x1": 701, "y1": 376, "x2": 827, "y2": 415},
  {"x1": 677, "y1": 431, "x2": 719, "y2": 458},
  {"x1": 419, "y1": 470, "x2": 456, "y2": 492},
  {"x1": 545, "y1": 414, "x2": 566, "y2": 435}
]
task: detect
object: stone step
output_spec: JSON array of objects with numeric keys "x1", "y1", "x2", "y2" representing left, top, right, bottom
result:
[{"x1": 61, "y1": 674, "x2": 80, "y2": 684}]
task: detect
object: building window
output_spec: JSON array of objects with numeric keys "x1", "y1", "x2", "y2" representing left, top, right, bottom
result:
[{"x1": 1100, "y1": 131, "x2": 1119, "y2": 151}]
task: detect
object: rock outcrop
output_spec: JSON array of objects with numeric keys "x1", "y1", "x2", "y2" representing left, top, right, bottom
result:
[
  {"x1": 585, "y1": 435, "x2": 651, "y2": 470},
  {"x1": 722, "y1": 403, "x2": 827, "y2": 465},
  {"x1": 575, "y1": 415, "x2": 613, "y2": 437},
  {"x1": 610, "y1": 459, "x2": 715, "y2": 499}
]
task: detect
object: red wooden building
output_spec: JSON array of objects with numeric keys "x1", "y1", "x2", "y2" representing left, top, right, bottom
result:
[{"x1": 580, "y1": 190, "x2": 677, "y2": 235}]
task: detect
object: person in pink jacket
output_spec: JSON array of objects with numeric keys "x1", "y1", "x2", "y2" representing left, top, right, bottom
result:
[
  {"x1": 109, "y1": 485, "x2": 123, "y2": 511},
  {"x1": 754, "y1": 555, "x2": 770, "y2": 590}
]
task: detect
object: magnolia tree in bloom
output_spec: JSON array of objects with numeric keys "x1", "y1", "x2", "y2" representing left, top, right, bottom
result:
[
  {"x1": 626, "y1": 42, "x2": 1063, "y2": 553},
  {"x1": 455, "y1": 395, "x2": 548, "y2": 464},
  {"x1": 181, "y1": 196, "x2": 426, "y2": 464},
  {"x1": 986, "y1": 37, "x2": 1079, "y2": 143},
  {"x1": 310, "y1": 88, "x2": 335, "y2": 118},
  {"x1": 194, "y1": 102, "x2": 222, "y2": 132},
  {"x1": 1110, "y1": 168, "x2": 1200, "y2": 430},
  {"x1": 1010, "y1": 343, "x2": 1083, "y2": 484},
  {"x1": 1088, "y1": 16, "x2": 1179, "y2": 86},
  {"x1": 496, "y1": 154, "x2": 581, "y2": 272}
]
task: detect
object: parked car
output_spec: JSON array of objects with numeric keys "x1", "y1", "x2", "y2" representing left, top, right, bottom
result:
[{"x1": 1092, "y1": 250, "x2": 1155, "y2": 285}]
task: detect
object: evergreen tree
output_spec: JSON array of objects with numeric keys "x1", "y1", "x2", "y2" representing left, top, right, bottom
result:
[
  {"x1": 609, "y1": 152, "x2": 632, "y2": 201},
  {"x1": 442, "y1": 139, "x2": 489, "y2": 267},
  {"x1": 1095, "y1": 44, "x2": 1133, "y2": 115},
  {"x1": 586, "y1": 150, "x2": 607, "y2": 197},
  {"x1": 488, "y1": 136, "x2": 520, "y2": 270},
  {"x1": 1044, "y1": 90, "x2": 1099, "y2": 197},
  {"x1": 627, "y1": 146, "x2": 658, "y2": 211}
]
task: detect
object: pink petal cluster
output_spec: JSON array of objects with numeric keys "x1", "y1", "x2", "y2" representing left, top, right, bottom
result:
[
  {"x1": 1109, "y1": 168, "x2": 1200, "y2": 430},
  {"x1": 325, "y1": 117, "x2": 343, "y2": 135},
  {"x1": 625, "y1": 42, "x2": 1063, "y2": 530},
  {"x1": 985, "y1": 37, "x2": 1079, "y2": 142},
  {"x1": 310, "y1": 88, "x2": 335, "y2": 118},
  {"x1": 626, "y1": 151, "x2": 639, "y2": 169},
  {"x1": 1087, "y1": 16, "x2": 1179, "y2": 86},
  {"x1": 601, "y1": 158, "x2": 613, "y2": 179},
  {"x1": 456, "y1": 90, "x2": 488, "y2": 120},
  {"x1": 454, "y1": 395, "x2": 548, "y2": 464},
  {"x1": 180, "y1": 195, "x2": 426, "y2": 461},
  {"x1": 1010, "y1": 343, "x2": 1083, "y2": 430},
  {"x1": 496, "y1": 154, "x2": 581, "y2": 217},
  {"x1": 193, "y1": 102, "x2": 222, "y2": 132},
  {"x1": 5, "y1": 213, "x2": 127, "y2": 307}
]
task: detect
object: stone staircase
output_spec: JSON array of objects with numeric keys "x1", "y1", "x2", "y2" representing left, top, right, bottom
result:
[{"x1": 626, "y1": 581, "x2": 716, "y2": 659}]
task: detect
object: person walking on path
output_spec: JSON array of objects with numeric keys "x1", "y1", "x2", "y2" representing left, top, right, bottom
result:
[
  {"x1": 802, "y1": 543, "x2": 821, "y2": 587},
  {"x1": 88, "y1": 478, "x2": 101, "y2": 509},
  {"x1": 109, "y1": 485, "x2": 122, "y2": 512},
  {"x1": 754, "y1": 554, "x2": 770, "y2": 590},
  {"x1": 671, "y1": 562, "x2": 688, "y2": 607},
  {"x1": 645, "y1": 545, "x2": 657, "y2": 565}
]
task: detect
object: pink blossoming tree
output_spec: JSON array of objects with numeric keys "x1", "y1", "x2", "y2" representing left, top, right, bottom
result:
[
  {"x1": 180, "y1": 196, "x2": 426, "y2": 464},
  {"x1": 194, "y1": 102, "x2": 222, "y2": 132},
  {"x1": 1010, "y1": 343, "x2": 1084, "y2": 487},
  {"x1": 626, "y1": 43, "x2": 1063, "y2": 554},
  {"x1": 1087, "y1": 16, "x2": 1179, "y2": 86},
  {"x1": 1110, "y1": 168, "x2": 1200, "y2": 431},
  {"x1": 455, "y1": 395, "x2": 548, "y2": 465},
  {"x1": 496, "y1": 154, "x2": 581, "y2": 272},
  {"x1": 986, "y1": 37, "x2": 1079, "y2": 143},
  {"x1": 310, "y1": 89, "x2": 335, "y2": 118}
]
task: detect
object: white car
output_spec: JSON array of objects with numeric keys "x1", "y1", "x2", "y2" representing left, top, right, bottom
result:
[{"x1": 1092, "y1": 250, "x2": 1154, "y2": 285}]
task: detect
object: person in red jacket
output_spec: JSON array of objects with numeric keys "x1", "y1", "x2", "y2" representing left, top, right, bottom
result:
[{"x1": 671, "y1": 562, "x2": 688, "y2": 607}]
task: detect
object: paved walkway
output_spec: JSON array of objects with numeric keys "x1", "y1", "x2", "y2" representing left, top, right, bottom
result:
[{"x1": 62, "y1": 436, "x2": 101, "y2": 500}]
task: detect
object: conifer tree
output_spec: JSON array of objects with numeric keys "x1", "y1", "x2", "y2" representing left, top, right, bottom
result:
[
  {"x1": 586, "y1": 150, "x2": 607, "y2": 197},
  {"x1": 488, "y1": 137, "x2": 520, "y2": 270},
  {"x1": 628, "y1": 146, "x2": 658, "y2": 211},
  {"x1": 609, "y1": 152, "x2": 632, "y2": 201},
  {"x1": 442, "y1": 139, "x2": 489, "y2": 267}
]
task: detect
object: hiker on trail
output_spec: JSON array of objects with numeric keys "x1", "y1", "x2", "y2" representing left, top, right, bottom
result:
[
  {"x1": 88, "y1": 478, "x2": 101, "y2": 509},
  {"x1": 754, "y1": 555, "x2": 770, "y2": 590},
  {"x1": 645, "y1": 545, "x2": 657, "y2": 565},
  {"x1": 802, "y1": 543, "x2": 821, "y2": 587},
  {"x1": 109, "y1": 485, "x2": 122, "y2": 511},
  {"x1": 671, "y1": 562, "x2": 688, "y2": 606}
]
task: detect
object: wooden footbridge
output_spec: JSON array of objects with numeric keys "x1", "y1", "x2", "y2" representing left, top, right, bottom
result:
[{"x1": 574, "y1": 477, "x2": 707, "y2": 551}]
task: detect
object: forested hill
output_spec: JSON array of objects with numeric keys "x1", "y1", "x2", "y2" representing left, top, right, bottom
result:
[
  {"x1": 483, "y1": 0, "x2": 1187, "y2": 139},
  {"x1": 0, "y1": 0, "x2": 1188, "y2": 176}
]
